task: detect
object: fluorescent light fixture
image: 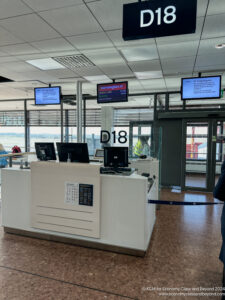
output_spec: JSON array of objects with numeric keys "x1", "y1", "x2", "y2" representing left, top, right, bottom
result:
[
  {"x1": 26, "y1": 58, "x2": 66, "y2": 70},
  {"x1": 135, "y1": 71, "x2": 163, "y2": 79},
  {"x1": 215, "y1": 43, "x2": 225, "y2": 49},
  {"x1": 84, "y1": 75, "x2": 111, "y2": 83}
]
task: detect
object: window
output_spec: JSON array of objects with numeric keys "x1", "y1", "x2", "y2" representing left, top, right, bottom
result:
[
  {"x1": 30, "y1": 127, "x2": 61, "y2": 152},
  {"x1": 0, "y1": 126, "x2": 25, "y2": 152}
]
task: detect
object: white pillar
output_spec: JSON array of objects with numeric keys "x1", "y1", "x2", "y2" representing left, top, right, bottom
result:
[
  {"x1": 101, "y1": 107, "x2": 114, "y2": 146},
  {"x1": 76, "y1": 81, "x2": 83, "y2": 142}
]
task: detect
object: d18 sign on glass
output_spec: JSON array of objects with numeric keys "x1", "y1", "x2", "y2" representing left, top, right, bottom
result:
[{"x1": 123, "y1": 0, "x2": 197, "y2": 41}]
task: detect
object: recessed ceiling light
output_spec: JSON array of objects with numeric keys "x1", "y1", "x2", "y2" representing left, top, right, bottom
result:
[
  {"x1": 84, "y1": 75, "x2": 112, "y2": 83},
  {"x1": 135, "y1": 71, "x2": 163, "y2": 79},
  {"x1": 26, "y1": 58, "x2": 66, "y2": 70},
  {"x1": 215, "y1": 43, "x2": 225, "y2": 49}
]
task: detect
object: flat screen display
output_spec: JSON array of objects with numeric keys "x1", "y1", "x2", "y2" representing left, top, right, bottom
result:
[
  {"x1": 97, "y1": 82, "x2": 128, "y2": 104},
  {"x1": 35, "y1": 87, "x2": 61, "y2": 105},
  {"x1": 181, "y1": 76, "x2": 221, "y2": 100}
]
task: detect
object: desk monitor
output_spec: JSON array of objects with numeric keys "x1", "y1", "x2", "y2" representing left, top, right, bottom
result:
[
  {"x1": 104, "y1": 147, "x2": 128, "y2": 168},
  {"x1": 94, "y1": 149, "x2": 104, "y2": 159},
  {"x1": 35, "y1": 142, "x2": 56, "y2": 161},
  {"x1": 57, "y1": 143, "x2": 90, "y2": 163}
]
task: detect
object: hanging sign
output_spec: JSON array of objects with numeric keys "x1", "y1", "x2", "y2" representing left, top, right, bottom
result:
[{"x1": 123, "y1": 0, "x2": 197, "y2": 41}]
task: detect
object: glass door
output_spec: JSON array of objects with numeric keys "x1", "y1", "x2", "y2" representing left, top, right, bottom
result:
[
  {"x1": 214, "y1": 121, "x2": 225, "y2": 186},
  {"x1": 184, "y1": 121, "x2": 211, "y2": 191}
]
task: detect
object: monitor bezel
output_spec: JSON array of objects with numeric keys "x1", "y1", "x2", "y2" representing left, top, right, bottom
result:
[
  {"x1": 35, "y1": 142, "x2": 57, "y2": 161},
  {"x1": 104, "y1": 146, "x2": 129, "y2": 168},
  {"x1": 181, "y1": 75, "x2": 222, "y2": 100},
  {"x1": 56, "y1": 142, "x2": 90, "y2": 163},
  {"x1": 97, "y1": 81, "x2": 128, "y2": 104},
  {"x1": 34, "y1": 86, "x2": 61, "y2": 105}
]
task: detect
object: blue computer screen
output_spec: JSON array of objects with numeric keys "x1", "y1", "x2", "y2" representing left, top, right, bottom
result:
[
  {"x1": 35, "y1": 87, "x2": 61, "y2": 105},
  {"x1": 182, "y1": 76, "x2": 221, "y2": 100}
]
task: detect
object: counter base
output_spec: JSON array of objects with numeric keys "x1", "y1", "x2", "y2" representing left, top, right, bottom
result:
[{"x1": 3, "y1": 227, "x2": 147, "y2": 257}]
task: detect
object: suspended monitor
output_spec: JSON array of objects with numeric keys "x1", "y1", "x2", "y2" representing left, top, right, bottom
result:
[
  {"x1": 104, "y1": 147, "x2": 128, "y2": 168},
  {"x1": 57, "y1": 143, "x2": 90, "y2": 163},
  {"x1": 97, "y1": 81, "x2": 128, "y2": 104},
  {"x1": 181, "y1": 76, "x2": 221, "y2": 100},
  {"x1": 34, "y1": 86, "x2": 61, "y2": 105},
  {"x1": 35, "y1": 142, "x2": 56, "y2": 161}
]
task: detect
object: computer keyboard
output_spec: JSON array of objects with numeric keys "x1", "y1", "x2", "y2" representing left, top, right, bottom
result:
[{"x1": 100, "y1": 167, "x2": 134, "y2": 175}]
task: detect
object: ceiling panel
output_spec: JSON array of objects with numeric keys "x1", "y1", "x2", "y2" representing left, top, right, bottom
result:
[
  {"x1": 107, "y1": 29, "x2": 156, "y2": 47},
  {"x1": 194, "y1": 64, "x2": 225, "y2": 73},
  {"x1": 83, "y1": 48, "x2": 125, "y2": 66},
  {"x1": 99, "y1": 63, "x2": 133, "y2": 78},
  {"x1": 87, "y1": 0, "x2": 134, "y2": 31},
  {"x1": 46, "y1": 68, "x2": 79, "y2": 78},
  {"x1": 129, "y1": 60, "x2": 161, "y2": 73},
  {"x1": 0, "y1": 61, "x2": 39, "y2": 72},
  {"x1": 202, "y1": 14, "x2": 225, "y2": 39},
  {"x1": 22, "y1": 0, "x2": 83, "y2": 12},
  {"x1": 15, "y1": 53, "x2": 50, "y2": 61},
  {"x1": 39, "y1": 5, "x2": 102, "y2": 36},
  {"x1": 196, "y1": 53, "x2": 225, "y2": 67},
  {"x1": 0, "y1": 26, "x2": 24, "y2": 46},
  {"x1": 165, "y1": 76, "x2": 190, "y2": 89},
  {"x1": 0, "y1": 14, "x2": 60, "y2": 42},
  {"x1": 67, "y1": 32, "x2": 113, "y2": 50},
  {"x1": 0, "y1": 43, "x2": 40, "y2": 55},
  {"x1": 161, "y1": 57, "x2": 196, "y2": 75},
  {"x1": 74, "y1": 66, "x2": 105, "y2": 77},
  {"x1": 197, "y1": 0, "x2": 208, "y2": 17},
  {"x1": 0, "y1": 0, "x2": 32, "y2": 19},
  {"x1": 198, "y1": 37, "x2": 225, "y2": 56},
  {"x1": 120, "y1": 44, "x2": 158, "y2": 62},
  {"x1": 156, "y1": 17, "x2": 204, "y2": 45},
  {"x1": 208, "y1": 0, "x2": 225, "y2": 15},
  {"x1": 15, "y1": 70, "x2": 58, "y2": 82},
  {"x1": 31, "y1": 38, "x2": 75, "y2": 52},
  {"x1": 158, "y1": 41, "x2": 199, "y2": 59},
  {"x1": 140, "y1": 79, "x2": 166, "y2": 89}
]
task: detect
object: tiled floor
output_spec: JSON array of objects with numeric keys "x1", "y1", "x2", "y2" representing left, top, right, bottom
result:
[{"x1": 0, "y1": 189, "x2": 223, "y2": 300}]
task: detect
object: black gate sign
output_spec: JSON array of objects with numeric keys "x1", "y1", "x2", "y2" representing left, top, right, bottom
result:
[{"x1": 123, "y1": 0, "x2": 197, "y2": 41}]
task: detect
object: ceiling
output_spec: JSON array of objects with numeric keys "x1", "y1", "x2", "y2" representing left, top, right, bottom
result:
[{"x1": 0, "y1": 0, "x2": 224, "y2": 109}]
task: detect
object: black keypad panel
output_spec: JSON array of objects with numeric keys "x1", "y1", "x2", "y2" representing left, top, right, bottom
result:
[{"x1": 79, "y1": 184, "x2": 93, "y2": 206}]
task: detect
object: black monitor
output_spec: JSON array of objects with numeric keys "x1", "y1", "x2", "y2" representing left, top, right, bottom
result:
[
  {"x1": 104, "y1": 147, "x2": 128, "y2": 168},
  {"x1": 35, "y1": 142, "x2": 56, "y2": 161},
  {"x1": 181, "y1": 76, "x2": 221, "y2": 100},
  {"x1": 97, "y1": 81, "x2": 128, "y2": 104},
  {"x1": 56, "y1": 143, "x2": 90, "y2": 163}
]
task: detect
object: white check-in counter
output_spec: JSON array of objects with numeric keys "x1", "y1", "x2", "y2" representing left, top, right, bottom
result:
[{"x1": 1, "y1": 161, "x2": 156, "y2": 256}]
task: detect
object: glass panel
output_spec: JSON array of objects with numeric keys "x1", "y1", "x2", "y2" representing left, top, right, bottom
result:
[
  {"x1": 30, "y1": 127, "x2": 61, "y2": 152},
  {"x1": 185, "y1": 123, "x2": 208, "y2": 189},
  {"x1": 133, "y1": 127, "x2": 138, "y2": 135},
  {"x1": 141, "y1": 126, "x2": 151, "y2": 135},
  {"x1": 0, "y1": 126, "x2": 25, "y2": 152},
  {"x1": 85, "y1": 127, "x2": 101, "y2": 156},
  {"x1": 67, "y1": 127, "x2": 77, "y2": 142},
  {"x1": 131, "y1": 124, "x2": 152, "y2": 158}
]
